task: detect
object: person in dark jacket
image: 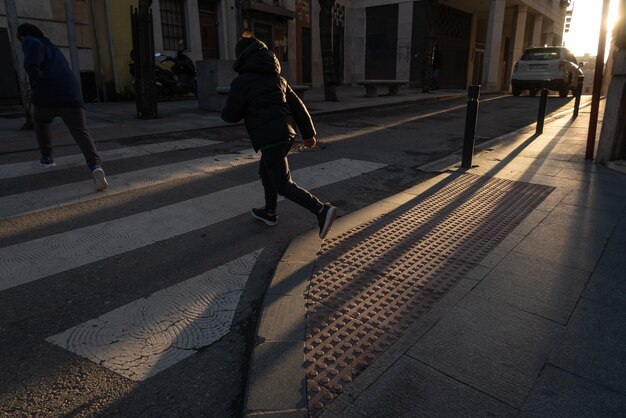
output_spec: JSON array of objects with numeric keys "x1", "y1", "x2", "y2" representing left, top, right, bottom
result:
[
  {"x1": 432, "y1": 43, "x2": 442, "y2": 90},
  {"x1": 18, "y1": 23, "x2": 108, "y2": 191},
  {"x1": 221, "y1": 33, "x2": 337, "y2": 239}
]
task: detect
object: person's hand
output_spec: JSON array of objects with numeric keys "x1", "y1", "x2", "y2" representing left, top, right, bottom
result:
[{"x1": 303, "y1": 137, "x2": 316, "y2": 149}]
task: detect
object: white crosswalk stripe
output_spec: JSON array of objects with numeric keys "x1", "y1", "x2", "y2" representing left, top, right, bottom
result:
[
  {"x1": 47, "y1": 250, "x2": 262, "y2": 381},
  {"x1": 1, "y1": 142, "x2": 386, "y2": 383},
  {"x1": 0, "y1": 138, "x2": 219, "y2": 179},
  {"x1": 0, "y1": 148, "x2": 258, "y2": 220},
  {"x1": 0, "y1": 158, "x2": 386, "y2": 292}
]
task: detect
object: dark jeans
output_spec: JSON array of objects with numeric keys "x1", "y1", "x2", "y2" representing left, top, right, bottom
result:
[
  {"x1": 33, "y1": 106, "x2": 102, "y2": 170},
  {"x1": 432, "y1": 68, "x2": 440, "y2": 89},
  {"x1": 259, "y1": 142, "x2": 323, "y2": 214}
]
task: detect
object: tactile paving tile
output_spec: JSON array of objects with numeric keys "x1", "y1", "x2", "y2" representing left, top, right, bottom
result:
[{"x1": 305, "y1": 174, "x2": 554, "y2": 416}]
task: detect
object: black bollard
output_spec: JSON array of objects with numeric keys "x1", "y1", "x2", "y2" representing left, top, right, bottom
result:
[
  {"x1": 573, "y1": 76, "x2": 584, "y2": 119},
  {"x1": 461, "y1": 85, "x2": 480, "y2": 169},
  {"x1": 536, "y1": 81, "x2": 549, "y2": 135}
]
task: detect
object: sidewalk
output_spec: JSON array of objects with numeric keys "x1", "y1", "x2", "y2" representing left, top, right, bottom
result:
[
  {"x1": 245, "y1": 101, "x2": 626, "y2": 417},
  {"x1": 0, "y1": 86, "x2": 465, "y2": 155}
]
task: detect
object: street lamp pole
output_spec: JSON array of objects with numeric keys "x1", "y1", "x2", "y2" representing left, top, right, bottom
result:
[{"x1": 585, "y1": 0, "x2": 611, "y2": 160}]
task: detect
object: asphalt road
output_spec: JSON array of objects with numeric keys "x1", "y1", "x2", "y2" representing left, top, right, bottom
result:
[{"x1": 0, "y1": 94, "x2": 585, "y2": 417}]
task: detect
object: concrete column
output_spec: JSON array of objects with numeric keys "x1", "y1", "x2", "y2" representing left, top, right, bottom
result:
[
  {"x1": 311, "y1": 0, "x2": 323, "y2": 87},
  {"x1": 218, "y1": 0, "x2": 238, "y2": 60},
  {"x1": 597, "y1": 49, "x2": 626, "y2": 163},
  {"x1": 346, "y1": 7, "x2": 366, "y2": 84},
  {"x1": 287, "y1": 19, "x2": 297, "y2": 83},
  {"x1": 186, "y1": 0, "x2": 203, "y2": 63},
  {"x1": 482, "y1": 0, "x2": 505, "y2": 92},
  {"x1": 396, "y1": 2, "x2": 413, "y2": 80},
  {"x1": 506, "y1": 4, "x2": 527, "y2": 90},
  {"x1": 544, "y1": 21, "x2": 554, "y2": 46},
  {"x1": 532, "y1": 15, "x2": 543, "y2": 46},
  {"x1": 511, "y1": 5, "x2": 527, "y2": 62}
]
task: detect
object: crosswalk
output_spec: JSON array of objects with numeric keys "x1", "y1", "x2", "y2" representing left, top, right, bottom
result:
[{"x1": 0, "y1": 137, "x2": 386, "y2": 382}]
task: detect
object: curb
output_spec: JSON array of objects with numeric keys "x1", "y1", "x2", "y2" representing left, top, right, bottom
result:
[
  {"x1": 418, "y1": 98, "x2": 594, "y2": 173},
  {"x1": 242, "y1": 173, "x2": 459, "y2": 417},
  {"x1": 242, "y1": 97, "x2": 592, "y2": 417}
]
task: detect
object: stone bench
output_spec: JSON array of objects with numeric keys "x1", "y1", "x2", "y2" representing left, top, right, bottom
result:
[{"x1": 356, "y1": 80, "x2": 409, "y2": 97}]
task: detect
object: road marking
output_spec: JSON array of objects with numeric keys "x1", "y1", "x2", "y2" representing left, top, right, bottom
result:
[
  {"x1": 0, "y1": 158, "x2": 386, "y2": 291},
  {"x1": 47, "y1": 250, "x2": 262, "y2": 381},
  {"x1": 0, "y1": 138, "x2": 219, "y2": 180},
  {"x1": 0, "y1": 148, "x2": 259, "y2": 220}
]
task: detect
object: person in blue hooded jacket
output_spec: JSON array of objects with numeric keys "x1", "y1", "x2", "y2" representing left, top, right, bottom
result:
[
  {"x1": 221, "y1": 33, "x2": 337, "y2": 239},
  {"x1": 18, "y1": 23, "x2": 108, "y2": 191}
]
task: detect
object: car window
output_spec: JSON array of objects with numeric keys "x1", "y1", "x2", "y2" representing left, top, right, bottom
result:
[{"x1": 521, "y1": 48, "x2": 561, "y2": 61}]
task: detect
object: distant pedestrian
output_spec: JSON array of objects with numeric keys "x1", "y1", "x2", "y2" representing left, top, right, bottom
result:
[
  {"x1": 432, "y1": 43, "x2": 442, "y2": 90},
  {"x1": 221, "y1": 33, "x2": 337, "y2": 239},
  {"x1": 18, "y1": 23, "x2": 108, "y2": 191}
]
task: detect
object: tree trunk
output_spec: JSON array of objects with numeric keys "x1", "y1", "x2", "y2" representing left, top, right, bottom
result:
[{"x1": 319, "y1": 0, "x2": 338, "y2": 101}]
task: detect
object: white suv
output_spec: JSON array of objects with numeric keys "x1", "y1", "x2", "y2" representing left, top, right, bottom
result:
[{"x1": 511, "y1": 46, "x2": 584, "y2": 97}]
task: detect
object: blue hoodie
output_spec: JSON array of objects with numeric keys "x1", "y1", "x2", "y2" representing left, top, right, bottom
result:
[{"x1": 21, "y1": 36, "x2": 83, "y2": 107}]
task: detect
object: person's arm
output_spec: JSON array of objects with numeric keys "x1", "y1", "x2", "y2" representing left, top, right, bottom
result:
[
  {"x1": 285, "y1": 80, "x2": 316, "y2": 141},
  {"x1": 21, "y1": 37, "x2": 45, "y2": 86},
  {"x1": 221, "y1": 79, "x2": 245, "y2": 123}
]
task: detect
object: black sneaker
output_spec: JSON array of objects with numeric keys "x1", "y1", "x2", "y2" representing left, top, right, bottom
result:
[
  {"x1": 40, "y1": 155, "x2": 56, "y2": 167},
  {"x1": 317, "y1": 204, "x2": 337, "y2": 239},
  {"x1": 251, "y1": 207, "x2": 278, "y2": 226}
]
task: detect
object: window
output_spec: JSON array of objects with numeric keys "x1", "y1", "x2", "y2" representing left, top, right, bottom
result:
[
  {"x1": 160, "y1": 0, "x2": 187, "y2": 51},
  {"x1": 521, "y1": 48, "x2": 561, "y2": 61}
]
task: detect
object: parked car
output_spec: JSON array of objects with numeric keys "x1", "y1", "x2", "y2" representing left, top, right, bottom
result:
[{"x1": 511, "y1": 46, "x2": 584, "y2": 97}]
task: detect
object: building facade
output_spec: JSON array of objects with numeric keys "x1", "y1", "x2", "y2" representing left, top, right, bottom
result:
[
  {"x1": 340, "y1": 0, "x2": 568, "y2": 92},
  {"x1": 1, "y1": 0, "x2": 569, "y2": 105},
  {"x1": 0, "y1": 0, "x2": 97, "y2": 104}
]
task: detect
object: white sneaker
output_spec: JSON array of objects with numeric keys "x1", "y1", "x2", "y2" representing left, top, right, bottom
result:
[{"x1": 92, "y1": 167, "x2": 108, "y2": 191}]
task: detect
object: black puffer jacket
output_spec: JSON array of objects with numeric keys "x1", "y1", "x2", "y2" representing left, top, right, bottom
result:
[{"x1": 221, "y1": 41, "x2": 316, "y2": 151}]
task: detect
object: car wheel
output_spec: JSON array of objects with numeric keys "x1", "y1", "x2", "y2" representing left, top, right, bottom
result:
[
  {"x1": 559, "y1": 86, "x2": 568, "y2": 98},
  {"x1": 529, "y1": 88, "x2": 537, "y2": 97},
  {"x1": 512, "y1": 86, "x2": 522, "y2": 96}
]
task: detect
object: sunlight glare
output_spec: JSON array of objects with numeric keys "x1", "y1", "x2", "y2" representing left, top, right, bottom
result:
[{"x1": 563, "y1": 0, "x2": 621, "y2": 57}]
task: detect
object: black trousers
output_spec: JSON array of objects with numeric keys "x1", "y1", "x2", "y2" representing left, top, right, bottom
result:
[
  {"x1": 33, "y1": 106, "x2": 102, "y2": 170},
  {"x1": 259, "y1": 142, "x2": 323, "y2": 214}
]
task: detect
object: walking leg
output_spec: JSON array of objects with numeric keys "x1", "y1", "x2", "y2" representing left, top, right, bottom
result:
[
  {"x1": 261, "y1": 143, "x2": 323, "y2": 214},
  {"x1": 33, "y1": 106, "x2": 55, "y2": 159},
  {"x1": 59, "y1": 107, "x2": 102, "y2": 169},
  {"x1": 259, "y1": 158, "x2": 278, "y2": 212}
]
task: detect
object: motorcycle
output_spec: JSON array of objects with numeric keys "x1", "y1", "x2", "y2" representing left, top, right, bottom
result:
[{"x1": 130, "y1": 41, "x2": 197, "y2": 97}]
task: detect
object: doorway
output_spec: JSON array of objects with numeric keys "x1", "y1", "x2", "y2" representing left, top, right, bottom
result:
[
  {"x1": 198, "y1": 0, "x2": 218, "y2": 59},
  {"x1": 365, "y1": 4, "x2": 398, "y2": 79},
  {"x1": 302, "y1": 27, "x2": 312, "y2": 83}
]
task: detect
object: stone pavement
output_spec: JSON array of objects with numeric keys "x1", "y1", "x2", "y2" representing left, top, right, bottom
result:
[
  {"x1": 245, "y1": 101, "x2": 626, "y2": 417},
  {"x1": 2, "y1": 85, "x2": 623, "y2": 417}
]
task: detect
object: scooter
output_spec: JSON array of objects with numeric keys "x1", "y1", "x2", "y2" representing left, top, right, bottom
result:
[
  {"x1": 154, "y1": 46, "x2": 197, "y2": 97},
  {"x1": 129, "y1": 41, "x2": 197, "y2": 97}
]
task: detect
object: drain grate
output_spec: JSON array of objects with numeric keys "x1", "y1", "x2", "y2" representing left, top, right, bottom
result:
[{"x1": 304, "y1": 174, "x2": 554, "y2": 416}]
